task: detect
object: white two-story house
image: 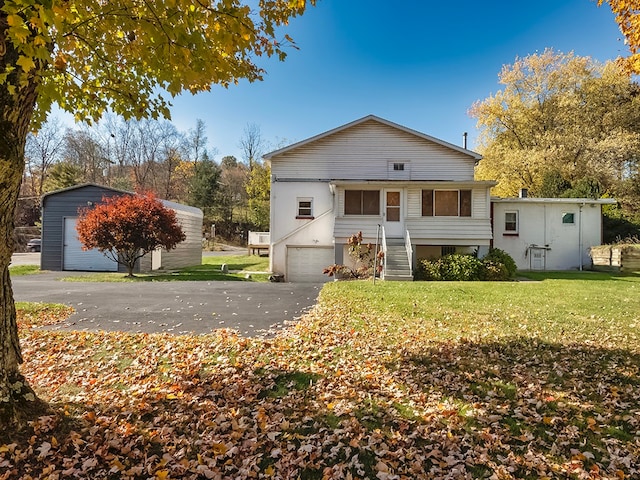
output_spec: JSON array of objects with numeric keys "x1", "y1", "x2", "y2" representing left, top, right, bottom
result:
[{"x1": 265, "y1": 115, "x2": 496, "y2": 282}]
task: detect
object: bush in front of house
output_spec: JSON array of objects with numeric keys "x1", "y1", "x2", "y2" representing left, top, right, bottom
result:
[
  {"x1": 481, "y1": 260, "x2": 510, "y2": 281},
  {"x1": 415, "y1": 254, "x2": 484, "y2": 281},
  {"x1": 415, "y1": 249, "x2": 516, "y2": 281},
  {"x1": 483, "y1": 248, "x2": 518, "y2": 278}
]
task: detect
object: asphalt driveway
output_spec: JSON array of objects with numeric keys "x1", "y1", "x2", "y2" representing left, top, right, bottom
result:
[{"x1": 12, "y1": 272, "x2": 323, "y2": 337}]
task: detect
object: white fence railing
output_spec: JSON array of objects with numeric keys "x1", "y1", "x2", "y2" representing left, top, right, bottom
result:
[
  {"x1": 248, "y1": 231, "x2": 270, "y2": 246},
  {"x1": 405, "y1": 229, "x2": 413, "y2": 277}
]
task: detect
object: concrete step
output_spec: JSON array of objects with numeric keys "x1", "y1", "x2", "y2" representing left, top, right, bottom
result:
[
  {"x1": 384, "y1": 274, "x2": 414, "y2": 281},
  {"x1": 383, "y1": 243, "x2": 412, "y2": 280},
  {"x1": 386, "y1": 261, "x2": 410, "y2": 269},
  {"x1": 385, "y1": 237, "x2": 405, "y2": 246},
  {"x1": 387, "y1": 268, "x2": 410, "y2": 274},
  {"x1": 385, "y1": 256, "x2": 411, "y2": 264}
]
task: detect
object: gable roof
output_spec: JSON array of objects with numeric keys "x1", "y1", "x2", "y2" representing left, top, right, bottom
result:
[
  {"x1": 41, "y1": 183, "x2": 132, "y2": 200},
  {"x1": 42, "y1": 183, "x2": 203, "y2": 215},
  {"x1": 263, "y1": 115, "x2": 482, "y2": 161}
]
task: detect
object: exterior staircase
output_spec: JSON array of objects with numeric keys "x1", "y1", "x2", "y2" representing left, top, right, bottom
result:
[{"x1": 383, "y1": 237, "x2": 413, "y2": 281}]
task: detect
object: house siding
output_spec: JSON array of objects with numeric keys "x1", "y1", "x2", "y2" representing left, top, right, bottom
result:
[
  {"x1": 269, "y1": 181, "x2": 335, "y2": 275},
  {"x1": 267, "y1": 116, "x2": 493, "y2": 281},
  {"x1": 405, "y1": 218, "x2": 493, "y2": 244},
  {"x1": 271, "y1": 120, "x2": 475, "y2": 181}
]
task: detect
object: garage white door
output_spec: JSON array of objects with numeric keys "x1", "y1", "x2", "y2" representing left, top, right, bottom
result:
[
  {"x1": 63, "y1": 218, "x2": 118, "y2": 271},
  {"x1": 287, "y1": 246, "x2": 334, "y2": 283}
]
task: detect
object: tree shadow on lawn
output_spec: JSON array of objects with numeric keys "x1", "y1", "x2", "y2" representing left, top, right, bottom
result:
[
  {"x1": 1, "y1": 365, "x2": 340, "y2": 479},
  {"x1": 4, "y1": 338, "x2": 639, "y2": 479},
  {"x1": 517, "y1": 270, "x2": 640, "y2": 281},
  {"x1": 397, "y1": 337, "x2": 640, "y2": 476}
]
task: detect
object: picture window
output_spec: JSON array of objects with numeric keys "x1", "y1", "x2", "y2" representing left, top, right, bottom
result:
[
  {"x1": 345, "y1": 190, "x2": 380, "y2": 215},
  {"x1": 421, "y1": 189, "x2": 472, "y2": 217}
]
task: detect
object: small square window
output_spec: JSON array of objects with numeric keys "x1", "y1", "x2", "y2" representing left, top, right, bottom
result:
[
  {"x1": 297, "y1": 198, "x2": 313, "y2": 218},
  {"x1": 562, "y1": 212, "x2": 575, "y2": 224},
  {"x1": 393, "y1": 163, "x2": 405, "y2": 171},
  {"x1": 505, "y1": 211, "x2": 518, "y2": 234}
]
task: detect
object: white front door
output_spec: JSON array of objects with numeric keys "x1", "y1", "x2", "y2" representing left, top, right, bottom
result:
[{"x1": 383, "y1": 189, "x2": 403, "y2": 238}]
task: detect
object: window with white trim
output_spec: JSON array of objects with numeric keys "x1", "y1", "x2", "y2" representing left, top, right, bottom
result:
[
  {"x1": 297, "y1": 198, "x2": 313, "y2": 218},
  {"x1": 504, "y1": 211, "x2": 518, "y2": 234}
]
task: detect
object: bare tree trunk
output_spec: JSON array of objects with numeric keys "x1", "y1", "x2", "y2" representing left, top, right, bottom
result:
[{"x1": 0, "y1": 12, "x2": 50, "y2": 430}]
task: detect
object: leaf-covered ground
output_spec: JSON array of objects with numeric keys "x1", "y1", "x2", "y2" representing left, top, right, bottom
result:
[{"x1": 3, "y1": 274, "x2": 640, "y2": 479}]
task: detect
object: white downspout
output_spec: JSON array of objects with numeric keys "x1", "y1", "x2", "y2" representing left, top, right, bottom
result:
[
  {"x1": 543, "y1": 204, "x2": 547, "y2": 270},
  {"x1": 269, "y1": 173, "x2": 276, "y2": 273},
  {"x1": 579, "y1": 203, "x2": 584, "y2": 271}
]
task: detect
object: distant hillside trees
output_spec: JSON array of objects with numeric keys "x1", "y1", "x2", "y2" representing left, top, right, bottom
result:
[{"x1": 20, "y1": 117, "x2": 278, "y2": 242}]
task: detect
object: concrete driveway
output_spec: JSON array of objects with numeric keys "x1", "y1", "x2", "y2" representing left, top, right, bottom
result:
[{"x1": 11, "y1": 253, "x2": 323, "y2": 337}]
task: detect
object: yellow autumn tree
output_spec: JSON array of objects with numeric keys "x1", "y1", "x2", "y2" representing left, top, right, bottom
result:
[
  {"x1": 0, "y1": 0, "x2": 315, "y2": 428},
  {"x1": 599, "y1": 0, "x2": 640, "y2": 73},
  {"x1": 471, "y1": 50, "x2": 640, "y2": 198}
]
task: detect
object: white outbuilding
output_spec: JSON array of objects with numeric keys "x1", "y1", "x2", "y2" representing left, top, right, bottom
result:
[{"x1": 491, "y1": 196, "x2": 616, "y2": 271}]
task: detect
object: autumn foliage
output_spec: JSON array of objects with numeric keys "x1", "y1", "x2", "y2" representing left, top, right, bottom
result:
[
  {"x1": 5, "y1": 274, "x2": 640, "y2": 479},
  {"x1": 76, "y1": 193, "x2": 185, "y2": 276},
  {"x1": 600, "y1": 0, "x2": 640, "y2": 73}
]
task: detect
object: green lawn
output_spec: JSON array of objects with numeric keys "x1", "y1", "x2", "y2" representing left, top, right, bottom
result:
[
  {"x1": 9, "y1": 271, "x2": 640, "y2": 479},
  {"x1": 318, "y1": 271, "x2": 640, "y2": 348},
  {"x1": 60, "y1": 254, "x2": 270, "y2": 282},
  {"x1": 8, "y1": 264, "x2": 40, "y2": 276}
]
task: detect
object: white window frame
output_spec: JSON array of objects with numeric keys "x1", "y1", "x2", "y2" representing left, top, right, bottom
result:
[
  {"x1": 297, "y1": 197, "x2": 313, "y2": 218},
  {"x1": 504, "y1": 211, "x2": 519, "y2": 234}
]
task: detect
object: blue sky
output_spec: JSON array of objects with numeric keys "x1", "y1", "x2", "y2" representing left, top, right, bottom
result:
[{"x1": 121, "y1": 1, "x2": 630, "y2": 160}]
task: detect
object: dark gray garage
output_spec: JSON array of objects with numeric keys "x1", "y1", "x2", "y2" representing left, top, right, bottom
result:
[{"x1": 41, "y1": 184, "x2": 203, "y2": 273}]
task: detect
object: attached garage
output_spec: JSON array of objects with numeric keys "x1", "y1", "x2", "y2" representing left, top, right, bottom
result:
[
  {"x1": 286, "y1": 246, "x2": 333, "y2": 282},
  {"x1": 41, "y1": 184, "x2": 203, "y2": 273}
]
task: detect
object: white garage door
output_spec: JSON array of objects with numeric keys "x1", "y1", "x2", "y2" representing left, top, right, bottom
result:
[
  {"x1": 63, "y1": 218, "x2": 118, "y2": 271},
  {"x1": 287, "y1": 246, "x2": 334, "y2": 283}
]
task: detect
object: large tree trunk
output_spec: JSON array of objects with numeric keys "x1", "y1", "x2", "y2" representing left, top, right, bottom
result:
[{"x1": 0, "y1": 12, "x2": 50, "y2": 430}]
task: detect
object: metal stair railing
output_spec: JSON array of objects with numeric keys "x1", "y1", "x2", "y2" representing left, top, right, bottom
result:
[{"x1": 405, "y1": 229, "x2": 413, "y2": 278}]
